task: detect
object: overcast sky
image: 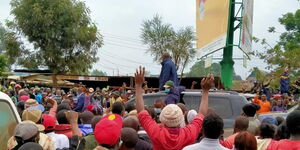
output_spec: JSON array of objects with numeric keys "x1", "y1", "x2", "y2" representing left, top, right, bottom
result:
[{"x1": 0, "y1": 0, "x2": 299, "y2": 79}]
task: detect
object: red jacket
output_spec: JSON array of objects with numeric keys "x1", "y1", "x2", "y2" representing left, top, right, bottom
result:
[{"x1": 138, "y1": 110, "x2": 204, "y2": 150}]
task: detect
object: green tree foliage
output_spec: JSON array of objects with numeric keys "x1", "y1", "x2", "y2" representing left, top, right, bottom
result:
[
  {"x1": 0, "y1": 55, "x2": 7, "y2": 76},
  {"x1": 187, "y1": 61, "x2": 221, "y2": 77},
  {"x1": 253, "y1": 9, "x2": 300, "y2": 78},
  {"x1": 0, "y1": 24, "x2": 5, "y2": 52},
  {"x1": 0, "y1": 24, "x2": 13, "y2": 72},
  {"x1": 90, "y1": 69, "x2": 107, "y2": 76},
  {"x1": 186, "y1": 60, "x2": 242, "y2": 80},
  {"x1": 141, "y1": 15, "x2": 196, "y2": 77},
  {"x1": 5, "y1": 0, "x2": 103, "y2": 75}
]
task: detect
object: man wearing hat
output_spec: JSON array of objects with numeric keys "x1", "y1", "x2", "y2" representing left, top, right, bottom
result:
[
  {"x1": 42, "y1": 114, "x2": 69, "y2": 149},
  {"x1": 7, "y1": 121, "x2": 55, "y2": 150},
  {"x1": 94, "y1": 114, "x2": 123, "y2": 150},
  {"x1": 163, "y1": 80, "x2": 180, "y2": 105},
  {"x1": 135, "y1": 66, "x2": 214, "y2": 150},
  {"x1": 109, "y1": 91, "x2": 123, "y2": 109}
]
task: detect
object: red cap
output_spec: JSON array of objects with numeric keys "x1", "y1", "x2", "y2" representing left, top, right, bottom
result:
[
  {"x1": 86, "y1": 104, "x2": 94, "y2": 112},
  {"x1": 42, "y1": 114, "x2": 56, "y2": 131},
  {"x1": 94, "y1": 114, "x2": 122, "y2": 146}
]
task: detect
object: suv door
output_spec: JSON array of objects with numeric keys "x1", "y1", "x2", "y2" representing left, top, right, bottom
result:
[{"x1": 0, "y1": 92, "x2": 21, "y2": 150}]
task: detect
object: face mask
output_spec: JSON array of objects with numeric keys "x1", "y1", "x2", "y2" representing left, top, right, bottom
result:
[
  {"x1": 154, "y1": 108, "x2": 162, "y2": 114},
  {"x1": 164, "y1": 89, "x2": 171, "y2": 93}
]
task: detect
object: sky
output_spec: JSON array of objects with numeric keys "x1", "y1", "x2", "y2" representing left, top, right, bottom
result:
[{"x1": 0, "y1": 0, "x2": 299, "y2": 79}]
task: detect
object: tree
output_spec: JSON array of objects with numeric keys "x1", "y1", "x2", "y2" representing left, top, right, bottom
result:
[
  {"x1": 0, "y1": 55, "x2": 7, "y2": 76},
  {"x1": 141, "y1": 15, "x2": 196, "y2": 82},
  {"x1": 253, "y1": 9, "x2": 300, "y2": 79},
  {"x1": 186, "y1": 60, "x2": 242, "y2": 80},
  {"x1": 0, "y1": 24, "x2": 5, "y2": 53},
  {"x1": 90, "y1": 69, "x2": 107, "y2": 76},
  {"x1": 187, "y1": 61, "x2": 221, "y2": 77},
  {"x1": 5, "y1": 0, "x2": 103, "y2": 78}
]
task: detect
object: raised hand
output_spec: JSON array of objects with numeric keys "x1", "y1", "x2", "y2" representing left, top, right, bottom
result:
[
  {"x1": 135, "y1": 66, "x2": 145, "y2": 87},
  {"x1": 65, "y1": 110, "x2": 79, "y2": 124},
  {"x1": 201, "y1": 74, "x2": 215, "y2": 92}
]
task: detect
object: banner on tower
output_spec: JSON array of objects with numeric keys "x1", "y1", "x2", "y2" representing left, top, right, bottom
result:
[{"x1": 196, "y1": 0, "x2": 230, "y2": 58}]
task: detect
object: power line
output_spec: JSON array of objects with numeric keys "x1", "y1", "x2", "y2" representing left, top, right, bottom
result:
[
  {"x1": 103, "y1": 37, "x2": 145, "y2": 48},
  {"x1": 102, "y1": 32, "x2": 141, "y2": 42},
  {"x1": 98, "y1": 61, "x2": 134, "y2": 74},
  {"x1": 104, "y1": 41, "x2": 148, "y2": 51},
  {"x1": 100, "y1": 57, "x2": 140, "y2": 69},
  {"x1": 100, "y1": 49, "x2": 158, "y2": 66},
  {"x1": 103, "y1": 35, "x2": 143, "y2": 44}
]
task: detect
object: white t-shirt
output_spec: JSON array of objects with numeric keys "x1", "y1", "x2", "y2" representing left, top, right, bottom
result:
[
  {"x1": 47, "y1": 132, "x2": 70, "y2": 149},
  {"x1": 183, "y1": 138, "x2": 229, "y2": 150}
]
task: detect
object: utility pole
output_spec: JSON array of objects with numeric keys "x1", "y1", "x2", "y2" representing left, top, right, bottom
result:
[{"x1": 220, "y1": 0, "x2": 235, "y2": 89}]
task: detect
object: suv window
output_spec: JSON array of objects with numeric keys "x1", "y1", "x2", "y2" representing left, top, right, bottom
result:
[
  {"x1": 183, "y1": 95, "x2": 233, "y2": 119},
  {"x1": 143, "y1": 94, "x2": 166, "y2": 106},
  {"x1": 0, "y1": 99, "x2": 19, "y2": 149}
]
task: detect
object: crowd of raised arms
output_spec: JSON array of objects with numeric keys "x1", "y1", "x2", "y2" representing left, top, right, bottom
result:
[{"x1": 3, "y1": 67, "x2": 300, "y2": 150}]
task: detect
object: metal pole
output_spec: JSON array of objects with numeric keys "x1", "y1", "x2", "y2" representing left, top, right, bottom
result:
[{"x1": 220, "y1": 0, "x2": 235, "y2": 89}]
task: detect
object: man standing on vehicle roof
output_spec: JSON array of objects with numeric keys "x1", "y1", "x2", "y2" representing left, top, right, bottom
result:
[{"x1": 159, "y1": 52, "x2": 178, "y2": 90}]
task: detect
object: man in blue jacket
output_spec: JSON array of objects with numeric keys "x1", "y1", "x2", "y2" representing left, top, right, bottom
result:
[
  {"x1": 73, "y1": 87, "x2": 85, "y2": 112},
  {"x1": 159, "y1": 53, "x2": 178, "y2": 90},
  {"x1": 280, "y1": 69, "x2": 290, "y2": 94}
]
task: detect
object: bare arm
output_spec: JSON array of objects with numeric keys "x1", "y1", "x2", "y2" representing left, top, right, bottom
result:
[
  {"x1": 198, "y1": 75, "x2": 214, "y2": 115},
  {"x1": 65, "y1": 111, "x2": 82, "y2": 137},
  {"x1": 135, "y1": 67, "x2": 145, "y2": 113}
]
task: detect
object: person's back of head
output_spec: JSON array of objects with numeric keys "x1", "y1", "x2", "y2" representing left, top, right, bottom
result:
[
  {"x1": 161, "y1": 52, "x2": 171, "y2": 61},
  {"x1": 112, "y1": 101, "x2": 125, "y2": 116},
  {"x1": 123, "y1": 116, "x2": 139, "y2": 131},
  {"x1": 177, "y1": 103, "x2": 188, "y2": 114},
  {"x1": 275, "y1": 122, "x2": 290, "y2": 140},
  {"x1": 242, "y1": 103, "x2": 260, "y2": 117},
  {"x1": 145, "y1": 106, "x2": 156, "y2": 120},
  {"x1": 125, "y1": 102, "x2": 135, "y2": 113},
  {"x1": 92, "y1": 116, "x2": 102, "y2": 130},
  {"x1": 120, "y1": 128, "x2": 138, "y2": 150},
  {"x1": 18, "y1": 142, "x2": 43, "y2": 150},
  {"x1": 80, "y1": 111, "x2": 94, "y2": 124},
  {"x1": 276, "y1": 116, "x2": 285, "y2": 126},
  {"x1": 234, "y1": 116, "x2": 249, "y2": 133},
  {"x1": 234, "y1": 131, "x2": 257, "y2": 150},
  {"x1": 159, "y1": 104, "x2": 184, "y2": 128},
  {"x1": 259, "y1": 123, "x2": 275, "y2": 139},
  {"x1": 286, "y1": 110, "x2": 300, "y2": 137},
  {"x1": 56, "y1": 110, "x2": 69, "y2": 124},
  {"x1": 57, "y1": 103, "x2": 71, "y2": 112},
  {"x1": 202, "y1": 113, "x2": 224, "y2": 139}
]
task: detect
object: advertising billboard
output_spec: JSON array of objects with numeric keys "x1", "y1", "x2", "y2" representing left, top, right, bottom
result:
[
  {"x1": 196, "y1": 0, "x2": 230, "y2": 57},
  {"x1": 240, "y1": 0, "x2": 254, "y2": 54}
]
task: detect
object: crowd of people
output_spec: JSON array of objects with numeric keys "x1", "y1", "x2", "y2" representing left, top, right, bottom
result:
[{"x1": 2, "y1": 66, "x2": 300, "y2": 150}]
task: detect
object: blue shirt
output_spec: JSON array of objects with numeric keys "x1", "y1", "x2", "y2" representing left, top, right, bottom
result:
[
  {"x1": 79, "y1": 124, "x2": 93, "y2": 136},
  {"x1": 35, "y1": 93, "x2": 43, "y2": 104}
]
